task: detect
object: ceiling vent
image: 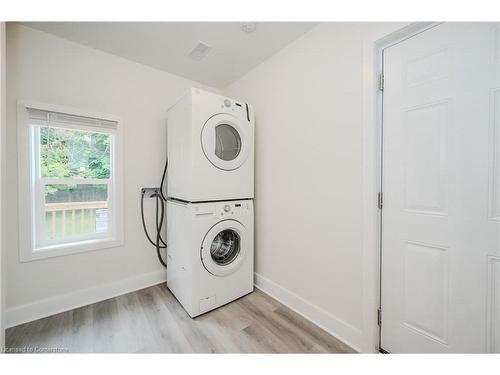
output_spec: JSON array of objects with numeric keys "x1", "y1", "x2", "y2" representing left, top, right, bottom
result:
[
  {"x1": 189, "y1": 41, "x2": 211, "y2": 61},
  {"x1": 241, "y1": 22, "x2": 257, "y2": 33}
]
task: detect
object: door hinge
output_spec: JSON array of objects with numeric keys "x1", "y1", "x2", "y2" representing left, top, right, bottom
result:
[
  {"x1": 378, "y1": 192, "x2": 383, "y2": 210},
  {"x1": 378, "y1": 73, "x2": 384, "y2": 91},
  {"x1": 377, "y1": 308, "x2": 382, "y2": 326}
]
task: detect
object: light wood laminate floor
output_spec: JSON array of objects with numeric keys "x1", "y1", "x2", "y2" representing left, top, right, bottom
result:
[{"x1": 5, "y1": 284, "x2": 355, "y2": 353}]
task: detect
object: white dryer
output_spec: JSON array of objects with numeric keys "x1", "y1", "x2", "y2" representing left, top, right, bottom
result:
[
  {"x1": 166, "y1": 199, "x2": 254, "y2": 317},
  {"x1": 167, "y1": 88, "x2": 254, "y2": 202}
]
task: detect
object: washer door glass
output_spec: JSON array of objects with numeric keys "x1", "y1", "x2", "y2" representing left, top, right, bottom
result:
[
  {"x1": 201, "y1": 220, "x2": 247, "y2": 276},
  {"x1": 215, "y1": 124, "x2": 241, "y2": 161},
  {"x1": 210, "y1": 229, "x2": 240, "y2": 265}
]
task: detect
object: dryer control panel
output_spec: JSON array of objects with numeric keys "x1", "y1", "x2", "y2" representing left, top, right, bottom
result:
[{"x1": 218, "y1": 95, "x2": 250, "y2": 122}]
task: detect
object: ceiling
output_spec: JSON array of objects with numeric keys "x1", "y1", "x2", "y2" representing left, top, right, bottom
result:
[{"x1": 22, "y1": 22, "x2": 318, "y2": 88}]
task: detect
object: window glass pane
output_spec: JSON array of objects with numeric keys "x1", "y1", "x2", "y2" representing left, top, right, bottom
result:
[
  {"x1": 40, "y1": 126, "x2": 111, "y2": 179},
  {"x1": 215, "y1": 124, "x2": 241, "y2": 161},
  {"x1": 44, "y1": 184, "x2": 109, "y2": 239}
]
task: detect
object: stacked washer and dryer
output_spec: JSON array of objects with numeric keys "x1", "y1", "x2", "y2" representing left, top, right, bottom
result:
[{"x1": 166, "y1": 88, "x2": 254, "y2": 317}]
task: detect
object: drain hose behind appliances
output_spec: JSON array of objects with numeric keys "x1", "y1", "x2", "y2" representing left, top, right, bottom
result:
[
  {"x1": 140, "y1": 154, "x2": 169, "y2": 267},
  {"x1": 141, "y1": 190, "x2": 167, "y2": 268}
]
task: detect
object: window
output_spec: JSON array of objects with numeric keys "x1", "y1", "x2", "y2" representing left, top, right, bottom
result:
[{"x1": 18, "y1": 102, "x2": 123, "y2": 261}]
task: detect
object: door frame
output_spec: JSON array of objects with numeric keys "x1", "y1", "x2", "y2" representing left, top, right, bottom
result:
[
  {"x1": 0, "y1": 21, "x2": 5, "y2": 348},
  {"x1": 361, "y1": 21, "x2": 442, "y2": 353}
]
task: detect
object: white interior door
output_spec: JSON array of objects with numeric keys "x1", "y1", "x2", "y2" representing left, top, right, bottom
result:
[{"x1": 381, "y1": 22, "x2": 500, "y2": 353}]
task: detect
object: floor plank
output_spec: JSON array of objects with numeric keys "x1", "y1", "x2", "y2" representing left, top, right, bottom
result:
[{"x1": 5, "y1": 284, "x2": 355, "y2": 353}]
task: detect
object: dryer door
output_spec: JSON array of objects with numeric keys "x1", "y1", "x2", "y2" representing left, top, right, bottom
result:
[
  {"x1": 201, "y1": 219, "x2": 248, "y2": 276},
  {"x1": 201, "y1": 113, "x2": 250, "y2": 170}
]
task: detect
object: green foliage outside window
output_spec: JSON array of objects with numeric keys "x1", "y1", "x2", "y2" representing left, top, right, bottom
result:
[{"x1": 40, "y1": 126, "x2": 111, "y2": 197}]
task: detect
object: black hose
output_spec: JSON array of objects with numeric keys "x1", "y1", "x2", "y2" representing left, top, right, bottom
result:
[
  {"x1": 154, "y1": 193, "x2": 168, "y2": 268},
  {"x1": 140, "y1": 155, "x2": 169, "y2": 268},
  {"x1": 140, "y1": 190, "x2": 167, "y2": 268},
  {"x1": 155, "y1": 190, "x2": 167, "y2": 247},
  {"x1": 159, "y1": 156, "x2": 168, "y2": 201},
  {"x1": 140, "y1": 190, "x2": 166, "y2": 248}
]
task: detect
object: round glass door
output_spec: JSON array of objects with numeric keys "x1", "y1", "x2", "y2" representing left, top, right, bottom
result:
[
  {"x1": 201, "y1": 220, "x2": 247, "y2": 276},
  {"x1": 210, "y1": 229, "x2": 240, "y2": 265},
  {"x1": 215, "y1": 124, "x2": 241, "y2": 161},
  {"x1": 201, "y1": 113, "x2": 250, "y2": 171}
]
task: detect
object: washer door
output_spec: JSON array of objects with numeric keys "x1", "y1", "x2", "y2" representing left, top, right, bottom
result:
[
  {"x1": 201, "y1": 220, "x2": 248, "y2": 276},
  {"x1": 201, "y1": 113, "x2": 250, "y2": 171}
]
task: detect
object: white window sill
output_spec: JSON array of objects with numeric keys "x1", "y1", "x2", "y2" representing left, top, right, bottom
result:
[{"x1": 20, "y1": 237, "x2": 123, "y2": 262}]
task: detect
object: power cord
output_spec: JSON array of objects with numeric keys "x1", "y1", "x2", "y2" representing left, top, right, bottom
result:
[{"x1": 140, "y1": 156, "x2": 169, "y2": 268}]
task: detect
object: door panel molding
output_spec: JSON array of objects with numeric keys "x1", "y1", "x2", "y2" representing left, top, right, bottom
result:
[{"x1": 489, "y1": 87, "x2": 500, "y2": 222}]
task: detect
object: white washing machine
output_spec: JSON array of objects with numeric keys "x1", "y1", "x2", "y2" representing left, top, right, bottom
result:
[
  {"x1": 166, "y1": 199, "x2": 254, "y2": 317},
  {"x1": 167, "y1": 88, "x2": 254, "y2": 202}
]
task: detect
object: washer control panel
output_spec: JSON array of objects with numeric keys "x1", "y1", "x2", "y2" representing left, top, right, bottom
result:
[
  {"x1": 218, "y1": 201, "x2": 250, "y2": 217},
  {"x1": 192, "y1": 200, "x2": 251, "y2": 217}
]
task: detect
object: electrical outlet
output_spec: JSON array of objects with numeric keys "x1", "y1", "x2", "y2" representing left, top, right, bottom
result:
[{"x1": 141, "y1": 187, "x2": 160, "y2": 198}]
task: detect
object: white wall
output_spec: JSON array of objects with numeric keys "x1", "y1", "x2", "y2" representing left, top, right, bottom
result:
[
  {"x1": 5, "y1": 24, "x2": 217, "y2": 327},
  {"x1": 224, "y1": 22, "x2": 405, "y2": 352}
]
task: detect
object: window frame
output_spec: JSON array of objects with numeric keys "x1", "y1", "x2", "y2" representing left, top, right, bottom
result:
[{"x1": 18, "y1": 101, "x2": 124, "y2": 262}]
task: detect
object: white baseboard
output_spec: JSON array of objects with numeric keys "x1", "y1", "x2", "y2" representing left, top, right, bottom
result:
[
  {"x1": 254, "y1": 272, "x2": 362, "y2": 352},
  {"x1": 5, "y1": 269, "x2": 166, "y2": 328}
]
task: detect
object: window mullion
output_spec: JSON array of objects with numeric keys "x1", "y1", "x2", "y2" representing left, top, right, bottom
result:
[{"x1": 40, "y1": 178, "x2": 110, "y2": 185}]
